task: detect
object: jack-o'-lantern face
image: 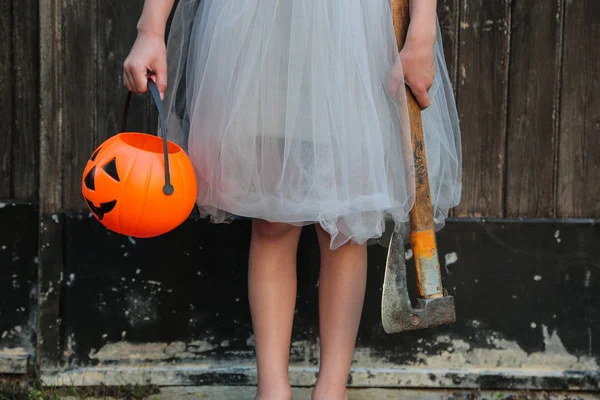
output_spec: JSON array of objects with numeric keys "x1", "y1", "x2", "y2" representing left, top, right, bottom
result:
[
  {"x1": 82, "y1": 145, "x2": 119, "y2": 220},
  {"x1": 81, "y1": 132, "x2": 198, "y2": 238}
]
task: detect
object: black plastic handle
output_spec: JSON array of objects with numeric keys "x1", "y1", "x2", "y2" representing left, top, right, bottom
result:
[{"x1": 121, "y1": 78, "x2": 174, "y2": 196}]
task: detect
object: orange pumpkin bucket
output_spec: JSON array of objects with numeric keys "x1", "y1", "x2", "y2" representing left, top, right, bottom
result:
[{"x1": 81, "y1": 79, "x2": 197, "y2": 238}]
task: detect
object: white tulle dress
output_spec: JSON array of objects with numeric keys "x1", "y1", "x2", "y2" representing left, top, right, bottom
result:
[{"x1": 163, "y1": 0, "x2": 462, "y2": 249}]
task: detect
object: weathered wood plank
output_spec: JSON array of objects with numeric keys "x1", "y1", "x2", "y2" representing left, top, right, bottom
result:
[
  {"x1": 96, "y1": 0, "x2": 152, "y2": 151},
  {"x1": 39, "y1": 0, "x2": 85, "y2": 370},
  {"x1": 0, "y1": 0, "x2": 13, "y2": 198},
  {"x1": 12, "y1": 0, "x2": 40, "y2": 201},
  {"x1": 505, "y1": 0, "x2": 563, "y2": 217},
  {"x1": 437, "y1": 0, "x2": 459, "y2": 89},
  {"x1": 60, "y1": 1, "x2": 100, "y2": 210},
  {"x1": 39, "y1": 0, "x2": 62, "y2": 213},
  {"x1": 453, "y1": 0, "x2": 511, "y2": 218},
  {"x1": 558, "y1": 0, "x2": 600, "y2": 218}
]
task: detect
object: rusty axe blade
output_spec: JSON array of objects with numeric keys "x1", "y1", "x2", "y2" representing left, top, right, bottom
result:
[
  {"x1": 381, "y1": 0, "x2": 457, "y2": 334},
  {"x1": 381, "y1": 231, "x2": 456, "y2": 333}
]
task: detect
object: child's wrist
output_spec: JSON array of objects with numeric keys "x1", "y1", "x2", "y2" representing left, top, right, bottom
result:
[
  {"x1": 136, "y1": 18, "x2": 166, "y2": 38},
  {"x1": 406, "y1": 24, "x2": 437, "y2": 48}
]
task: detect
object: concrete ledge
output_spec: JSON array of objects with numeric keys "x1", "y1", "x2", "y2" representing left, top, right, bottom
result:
[
  {"x1": 41, "y1": 364, "x2": 600, "y2": 391},
  {"x1": 60, "y1": 386, "x2": 600, "y2": 400}
]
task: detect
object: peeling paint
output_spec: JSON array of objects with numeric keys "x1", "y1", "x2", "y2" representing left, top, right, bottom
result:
[
  {"x1": 90, "y1": 340, "x2": 219, "y2": 362},
  {"x1": 351, "y1": 326, "x2": 598, "y2": 371},
  {"x1": 444, "y1": 252, "x2": 458, "y2": 267}
]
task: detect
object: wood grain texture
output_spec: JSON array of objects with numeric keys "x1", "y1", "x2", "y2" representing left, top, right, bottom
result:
[
  {"x1": 453, "y1": 0, "x2": 511, "y2": 218},
  {"x1": 437, "y1": 0, "x2": 460, "y2": 89},
  {"x1": 436, "y1": 0, "x2": 460, "y2": 218},
  {"x1": 12, "y1": 0, "x2": 39, "y2": 201},
  {"x1": 38, "y1": 0, "x2": 65, "y2": 369},
  {"x1": 60, "y1": 0, "x2": 100, "y2": 210},
  {"x1": 39, "y1": 0, "x2": 62, "y2": 212},
  {"x1": 96, "y1": 0, "x2": 150, "y2": 147},
  {"x1": 505, "y1": 0, "x2": 563, "y2": 218},
  {"x1": 558, "y1": 0, "x2": 600, "y2": 217},
  {"x1": 0, "y1": 0, "x2": 13, "y2": 198}
]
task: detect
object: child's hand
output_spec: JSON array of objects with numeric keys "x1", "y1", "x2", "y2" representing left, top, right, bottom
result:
[
  {"x1": 387, "y1": 36, "x2": 436, "y2": 110},
  {"x1": 123, "y1": 32, "x2": 167, "y2": 99}
]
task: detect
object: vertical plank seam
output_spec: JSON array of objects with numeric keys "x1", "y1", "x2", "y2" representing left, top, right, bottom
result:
[
  {"x1": 553, "y1": 0, "x2": 567, "y2": 218},
  {"x1": 501, "y1": 0, "x2": 514, "y2": 219},
  {"x1": 448, "y1": 0, "x2": 460, "y2": 218},
  {"x1": 452, "y1": 0, "x2": 463, "y2": 218},
  {"x1": 8, "y1": 0, "x2": 15, "y2": 199},
  {"x1": 452, "y1": 0, "x2": 460, "y2": 94},
  {"x1": 93, "y1": 0, "x2": 99, "y2": 161},
  {"x1": 57, "y1": 0, "x2": 65, "y2": 212}
]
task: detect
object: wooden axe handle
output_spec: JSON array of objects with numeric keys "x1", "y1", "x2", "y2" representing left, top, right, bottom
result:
[{"x1": 391, "y1": 0, "x2": 443, "y2": 299}]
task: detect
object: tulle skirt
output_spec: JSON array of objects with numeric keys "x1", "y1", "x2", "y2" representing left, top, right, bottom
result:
[{"x1": 163, "y1": 0, "x2": 462, "y2": 249}]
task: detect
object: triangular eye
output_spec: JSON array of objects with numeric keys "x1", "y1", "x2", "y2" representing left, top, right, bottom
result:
[
  {"x1": 90, "y1": 146, "x2": 102, "y2": 161},
  {"x1": 84, "y1": 166, "x2": 96, "y2": 190},
  {"x1": 102, "y1": 158, "x2": 120, "y2": 182}
]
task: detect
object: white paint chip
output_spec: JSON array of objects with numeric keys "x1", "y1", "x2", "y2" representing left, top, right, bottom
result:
[
  {"x1": 534, "y1": 275, "x2": 543, "y2": 281},
  {"x1": 2, "y1": 331, "x2": 8, "y2": 338},
  {"x1": 445, "y1": 252, "x2": 458, "y2": 266},
  {"x1": 136, "y1": 269, "x2": 141, "y2": 274},
  {"x1": 531, "y1": 322, "x2": 537, "y2": 329},
  {"x1": 405, "y1": 249, "x2": 413, "y2": 260}
]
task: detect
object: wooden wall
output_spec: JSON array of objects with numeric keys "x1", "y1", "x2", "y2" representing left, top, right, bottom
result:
[
  {"x1": 2, "y1": 0, "x2": 600, "y2": 219},
  {"x1": 0, "y1": 0, "x2": 39, "y2": 202}
]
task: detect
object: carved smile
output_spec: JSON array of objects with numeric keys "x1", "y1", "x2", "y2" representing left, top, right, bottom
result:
[{"x1": 85, "y1": 199, "x2": 117, "y2": 220}]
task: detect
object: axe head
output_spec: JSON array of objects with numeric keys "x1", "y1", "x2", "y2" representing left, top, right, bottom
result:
[{"x1": 381, "y1": 231, "x2": 456, "y2": 333}]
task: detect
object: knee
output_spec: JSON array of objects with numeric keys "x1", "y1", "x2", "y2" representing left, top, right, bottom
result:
[{"x1": 252, "y1": 219, "x2": 300, "y2": 241}]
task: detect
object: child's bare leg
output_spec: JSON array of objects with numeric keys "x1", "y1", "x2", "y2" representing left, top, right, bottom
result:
[
  {"x1": 249, "y1": 220, "x2": 302, "y2": 400},
  {"x1": 312, "y1": 226, "x2": 368, "y2": 400}
]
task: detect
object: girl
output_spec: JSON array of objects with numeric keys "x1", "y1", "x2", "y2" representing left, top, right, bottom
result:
[{"x1": 124, "y1": 1, "x2": 461, "y2": 399}]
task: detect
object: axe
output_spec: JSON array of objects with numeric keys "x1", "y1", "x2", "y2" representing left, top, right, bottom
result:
[{"x1": 381, "y1": 0, "x2": 456, "y2": 333}]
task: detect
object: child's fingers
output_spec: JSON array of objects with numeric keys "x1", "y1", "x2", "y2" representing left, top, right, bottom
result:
[
  {"x1": 410, "y1": 83, "x2": 431, "y2": 110},
  {"x1": 131, "y1": 65, "x2": 150, "y2": 93},
  {"x1": 124, "y1": 69, "x2": 135, "y2": 92},
  {"x1": 152, "y1": 70, "x2": 168, "y2": 100}
]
